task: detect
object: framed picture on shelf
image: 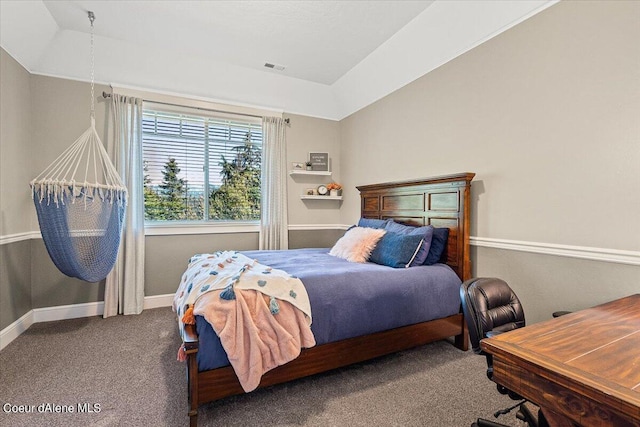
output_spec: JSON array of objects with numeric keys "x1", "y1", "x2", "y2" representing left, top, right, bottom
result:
[
  {"x1": 308, "y1": 152, "x2": 329, "y2": 172},
  {"x1": 291, "y1": 162, "x2": 305, "y2": 171}
]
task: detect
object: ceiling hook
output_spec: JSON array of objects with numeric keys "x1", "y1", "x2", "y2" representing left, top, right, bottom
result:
[{"x1": 88, "y1": 11, "x2": 95, "y2": 26}]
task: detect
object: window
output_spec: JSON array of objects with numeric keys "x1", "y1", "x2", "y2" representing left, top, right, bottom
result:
[{"x1": 142, "y1": 106, "x2": 263, "y2": 222}]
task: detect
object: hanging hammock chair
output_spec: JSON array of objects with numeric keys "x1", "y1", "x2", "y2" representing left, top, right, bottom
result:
[{"x1": 30, "y1": 11, "x2": 127, "y2": 283}]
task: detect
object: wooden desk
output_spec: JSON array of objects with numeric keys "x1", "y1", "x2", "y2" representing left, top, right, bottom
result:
[{"x1": 481, "y1": 294, "x2": 640, "y2": 427}]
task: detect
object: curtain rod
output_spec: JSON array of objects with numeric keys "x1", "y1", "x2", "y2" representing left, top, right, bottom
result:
[{"x1": 101, "y1": 91, "x2": 290, "y2": 123}]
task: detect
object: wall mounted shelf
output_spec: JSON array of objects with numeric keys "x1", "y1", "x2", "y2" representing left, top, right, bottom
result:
[
  {"x1": 289, "y1": 170, "x2": 331, "y2": 176},
  {"x1": 300, "y1": 195, "x2": 343, "y2": 201}
]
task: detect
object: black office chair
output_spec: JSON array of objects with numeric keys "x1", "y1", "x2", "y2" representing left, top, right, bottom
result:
[{"x1": 460, "y1": 278, "x2": 548, "y2": 427}]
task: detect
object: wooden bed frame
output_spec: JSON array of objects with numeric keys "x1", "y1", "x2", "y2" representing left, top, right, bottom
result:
[{"x1": 181, "y1": 172, "x2": 475, "y2": 426}]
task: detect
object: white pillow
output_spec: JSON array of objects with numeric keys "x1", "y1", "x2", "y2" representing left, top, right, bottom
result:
[{"x1": 329, "y1": 227, "x2": 386, "y2": 263}]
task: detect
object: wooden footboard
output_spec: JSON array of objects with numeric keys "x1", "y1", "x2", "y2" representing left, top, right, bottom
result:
[{"x1": 183, "y1": 313, "x2": 468, "y2": 426}]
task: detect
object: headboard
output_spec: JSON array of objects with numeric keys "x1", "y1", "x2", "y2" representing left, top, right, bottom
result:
[{"x1": 357, "y1": 173, "x2": 475, "y2": 281}]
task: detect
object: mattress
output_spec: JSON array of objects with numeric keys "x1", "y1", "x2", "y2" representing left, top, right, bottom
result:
[{"x1": 195, "y1": 248, "x2": 462, "y2": 371}]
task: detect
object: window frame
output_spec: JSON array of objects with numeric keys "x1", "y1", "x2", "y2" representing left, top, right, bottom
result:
[
  {"x1": 141, "y1": 101, "x2": 263, "y2": 234},
  {"x1": 144, "y1": 221, "x2": 260, "y2": 236}
]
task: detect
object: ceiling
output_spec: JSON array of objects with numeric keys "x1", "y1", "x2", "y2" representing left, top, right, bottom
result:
[
  {"x1": 0, "y1": 0, "x2": 556, "y2": 119},
  {"x1": 42, "y1": 0, "x2": 433, "y2": 85}
]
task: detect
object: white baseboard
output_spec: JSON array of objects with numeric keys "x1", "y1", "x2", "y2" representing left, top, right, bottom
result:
[
  {"x1": 143, "y1": 293, "x2": 175, "y2": 310},
  {"x1": 0, "y1": 310, "x2": 34, "y2": 351},
  {"x1": 32, "y1": 300, "x2": 105, "y2": 323},
  {"x1": 0, "y1": 294, "x2": 175, "y2": 352}
]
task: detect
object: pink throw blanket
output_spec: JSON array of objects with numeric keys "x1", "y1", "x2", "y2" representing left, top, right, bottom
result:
[{"x1": 194, "y1": 288, "x2": 316, "y2": 392}]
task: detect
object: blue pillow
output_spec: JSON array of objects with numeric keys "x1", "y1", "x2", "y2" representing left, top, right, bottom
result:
[
  {"x1": 424, "y1": 228, "x2": 449, "y2": 265},
  {"x1": 383, "y1": 221, "x2": 434, "y2": 266},
  {"x1": 357, "y1": 218, "x2": 389, "y2": 229},
  {"x1": 369, "y1": 232, "x2": 424, "y2": 268}
]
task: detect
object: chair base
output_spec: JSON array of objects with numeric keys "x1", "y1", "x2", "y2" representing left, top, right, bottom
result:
[
  {"x1": 471, "y1": 401, "x2": 541, "y2": 427},
  {"x1": 473, "y1": 418, "x2": 512, "y2": 427}
]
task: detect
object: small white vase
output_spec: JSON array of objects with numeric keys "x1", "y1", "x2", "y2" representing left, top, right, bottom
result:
[{"x1": 330, "y1": 189, "x2": 339, "y2": 197}]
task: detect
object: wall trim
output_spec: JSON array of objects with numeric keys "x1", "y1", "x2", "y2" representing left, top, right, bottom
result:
[
  {"x1": 0, "y1": 223, "x2": 352, "y2": 243},
  {"x1": 471, "y1": 237, "x2": 640, "y2": 266},
  {"x1": 3, "y1": 229, "x2": 637, "y2": 267},
  {"x1": 288, "y1": 224, "x2": 351, "y2": 231},
  {"x1": 3, "y1": 233, "x2": 638, "y2": 350},
  {"x1": 0, "y1": 294, "x2": 176, "y2": 351},
  {"x1": 0, "y1": 231, "x2": 40, "y2": 245},
  {"x1": 1, "y1": 223, "x2": 349, "y2": 240}
]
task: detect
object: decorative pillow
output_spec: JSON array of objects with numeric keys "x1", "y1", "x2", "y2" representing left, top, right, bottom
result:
[
  {"x1": 357, "y1": 218, "x2": 389, "y2": 229},
  {"x1": 369, "y1": 232, "x2": 424, "y2": 268},
  {"x1": 329, "y1": 227, "x2": 386, "y2": 263},
  {"x1": 383, "y1": 221, "x2": 434, "y2": 267},
  {"x1": 424, "y1": 227, "x2": 450, "y2": 265}
]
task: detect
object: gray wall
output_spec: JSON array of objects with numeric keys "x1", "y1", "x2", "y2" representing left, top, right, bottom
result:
[
  {"x1": 145, "y1": 233, "x2": 260, "y2": 297},
  {"x1": 29, "y1": 239, "x2": 105, "y2": 309},
  {"x1": 1, "y1": 49, "x2": 33, "y2": 236},
  {"x1": 285, "y1": 113, "x2": 342, "y2": 225},
  {"x1": 145, "y1": 230, "x2": 344, "y2": 297},
  {"x1": 1, "y1": 49, "x2": 33, "y2": 329},
  {"x1": 0, "y1": 240, "x2": 31, "y2": 330},
  {"x1": 0, "y1": 54, "x2": 113, "y2": 328},
  {"x1": 0, "y1": 56, "x2": 342, "y2": 328},
  {"x1": 3, "y1": 1, "x2": 639, "y2": 329},
  {"x1": 471, "y1": 246, "x2": 640, "y2": 323},
  {"x1": 288, "y1": 229, "x2": 345, "y2": 250},
  {"x1": 338, "y1": 1, "x2": 640, "y2": 323}
]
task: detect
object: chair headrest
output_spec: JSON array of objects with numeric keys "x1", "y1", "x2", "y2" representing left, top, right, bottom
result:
[{"x1": 460, "y1": 278, "x2": 525, "y2": 354}]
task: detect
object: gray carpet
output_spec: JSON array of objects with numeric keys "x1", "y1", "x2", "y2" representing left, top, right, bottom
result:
[{"x1": 0, "y1": 307, "x2": 528, "y2": 426}]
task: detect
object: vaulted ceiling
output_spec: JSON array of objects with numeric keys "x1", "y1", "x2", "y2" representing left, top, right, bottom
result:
[{"x1": 0, "y1": 0, "x2": 556, "y2": 119}]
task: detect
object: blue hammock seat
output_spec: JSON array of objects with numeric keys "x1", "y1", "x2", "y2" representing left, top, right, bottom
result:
[
  {"x1": 33, "y1": 183, "x2": 126, "y2": 282},
  {"x1": 31, "y1": 121, "x2": 127, "y2": 283}
]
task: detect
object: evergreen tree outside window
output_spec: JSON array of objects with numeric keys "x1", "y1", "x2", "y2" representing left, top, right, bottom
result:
[{"x1": 142, "y1": 107, "x2": 262, "y2": 222}]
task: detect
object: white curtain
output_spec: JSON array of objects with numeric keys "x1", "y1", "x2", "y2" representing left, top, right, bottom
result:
[
  {"x1": 104, "y1": 94, "x2": 145, "y2": 317},
  {"x1": 259, "y1": 117, "x2": 288, "y2": 250}
]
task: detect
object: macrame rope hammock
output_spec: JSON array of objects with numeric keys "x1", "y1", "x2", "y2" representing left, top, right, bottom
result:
[{"x1": 30, "y1": 11, "x2": 127, "y2": 283}]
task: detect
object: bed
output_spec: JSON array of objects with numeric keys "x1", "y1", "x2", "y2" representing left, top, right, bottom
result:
[{"x1": 178, "y1": 172, "x2": 475, "y2": 426}]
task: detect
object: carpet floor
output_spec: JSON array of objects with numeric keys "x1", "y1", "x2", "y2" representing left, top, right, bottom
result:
[{"x1": 0, "y1": 307, "x2": 529, "y2": 426}]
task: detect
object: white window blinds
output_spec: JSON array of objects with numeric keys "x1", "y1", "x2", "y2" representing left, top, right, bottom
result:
[{"x1": 142, "y1": 107, "x2": 263, "y2": 221}]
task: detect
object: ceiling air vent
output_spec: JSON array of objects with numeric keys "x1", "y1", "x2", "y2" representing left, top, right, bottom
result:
[{"x1": 264, "y1": 62, "x2": 286, "y2": 71}]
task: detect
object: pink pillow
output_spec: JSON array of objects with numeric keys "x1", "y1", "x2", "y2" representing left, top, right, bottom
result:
[{"x1": 329, "y1": 227, "x2": 386, "y2": 263}]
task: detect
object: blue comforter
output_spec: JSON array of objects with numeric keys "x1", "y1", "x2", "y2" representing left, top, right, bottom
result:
[{"x1": 195, "y1": 248, "x2": 462, "y2": 371}]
